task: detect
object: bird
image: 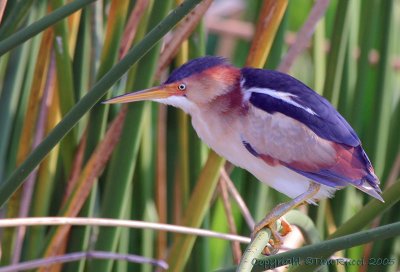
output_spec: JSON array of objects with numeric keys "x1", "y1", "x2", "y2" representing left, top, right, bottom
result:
[{"x1": 103, "y1": 56, "x2": 383, "y2": 249}]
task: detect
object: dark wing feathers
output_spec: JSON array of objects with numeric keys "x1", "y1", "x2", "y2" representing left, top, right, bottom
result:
[
  {"x1": 241, "y1": 68, "x2": 360, "y2": 147},
  {"x1": 241, "y1": 68, "x2": 382, "y2": 199}
]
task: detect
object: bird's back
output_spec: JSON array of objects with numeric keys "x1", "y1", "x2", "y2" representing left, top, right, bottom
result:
[{"x1": 239, "y1": 67, "x2": 382, "y2": 201}]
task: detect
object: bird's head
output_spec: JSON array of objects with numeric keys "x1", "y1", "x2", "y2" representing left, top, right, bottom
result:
[{"x1": 103, "y1": 56, "x2": 240, "y2": 113}]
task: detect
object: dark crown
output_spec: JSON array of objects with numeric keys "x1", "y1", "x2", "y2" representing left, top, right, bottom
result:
[{"x1": 165, "y1": 56, "x2": 230, "y2": 84}]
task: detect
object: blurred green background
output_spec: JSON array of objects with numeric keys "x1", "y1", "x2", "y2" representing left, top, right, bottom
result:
[{"x1": 0, "y1": 0, "x2": 399, "y2": 271}]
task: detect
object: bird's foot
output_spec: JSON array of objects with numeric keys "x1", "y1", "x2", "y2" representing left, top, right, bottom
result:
[
  {"x1": 251, "y1": 216, "x2": 292, "y2": 255},
  {"x1": 279, "y1": 217, "x2": 293, "y2": 236},
  {"x1": 251, "y1": 182, "x2": 320, "y2": 255}
]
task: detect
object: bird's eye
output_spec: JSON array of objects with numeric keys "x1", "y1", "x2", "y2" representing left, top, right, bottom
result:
[{"x1": 178, "y1": 83, "x2": 186, "y2": 91}]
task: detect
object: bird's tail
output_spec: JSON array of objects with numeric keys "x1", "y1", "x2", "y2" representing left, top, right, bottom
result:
[{"x1": 351, "y1": 148, "x2": 384, "y2": 202}]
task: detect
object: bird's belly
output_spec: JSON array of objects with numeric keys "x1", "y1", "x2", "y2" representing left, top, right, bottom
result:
[{"x1": 191, "y1": 114, "x2": 336, "y2": 201}]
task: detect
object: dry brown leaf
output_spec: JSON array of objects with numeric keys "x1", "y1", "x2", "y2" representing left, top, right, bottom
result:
[
  {"x1": 119, "y1": 0, "x2": 149, "y2": 59},
  {"x1": 41, "y1": 106, "x2": 127, "y2": 262},
  {"x1": 0, "y1": 0, "x2": 7, "y2": 24},
  {"x1": 155, "y1": 0, "x2": 213, "y2": 78},
  {"x1": 246, "y1": 0, "x2": 288, "y2": 68}
]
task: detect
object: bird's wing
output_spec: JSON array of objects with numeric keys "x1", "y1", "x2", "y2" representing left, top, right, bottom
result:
[
  {"x1": 240, "y1": 68, "x2": 360, "y2": 147},
  {"x1": 240, "y1": 68, "x2": 382, "y2": 200}
]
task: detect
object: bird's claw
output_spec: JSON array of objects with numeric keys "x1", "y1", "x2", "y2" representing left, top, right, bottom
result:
[
  {"x1": 262, "y1": 238, "x2": 280, "y2": 255},
  {"x1": 262, "y1": 229, "x2": 283, "y2": 255},
  {"x1": 251, "y1": 218, "x2": 292, "y2": 255},
  {"x1": 279, "y1": 217, "x2": 292, "y2": 236}
]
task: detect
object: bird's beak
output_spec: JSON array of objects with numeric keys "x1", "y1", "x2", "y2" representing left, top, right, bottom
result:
[{"x1": 103, "y1": 84, "x2": 180, "y2": 104}]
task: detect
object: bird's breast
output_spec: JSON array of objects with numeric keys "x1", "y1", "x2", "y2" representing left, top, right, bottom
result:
[
  {"x1": 189, "y1": 108, "x2": 335, "y2": 200},
  {"x1": 191, "y1": 107, "x2": 335, "y2": 199},
  {"x1": 190, "y1": 108, "x2": 245, "y2": 166}
]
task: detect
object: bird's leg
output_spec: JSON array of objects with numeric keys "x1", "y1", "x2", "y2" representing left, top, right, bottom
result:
[{"x1": 252, "y1": 182, "x2": 321, "y2": 253}]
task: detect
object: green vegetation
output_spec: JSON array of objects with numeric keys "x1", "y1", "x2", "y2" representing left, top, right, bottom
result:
[{"x1": 0, "y1": 0, "x2": 398, "y2": 271}]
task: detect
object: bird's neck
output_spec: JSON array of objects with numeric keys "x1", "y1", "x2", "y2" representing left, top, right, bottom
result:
[
  {"x1": 185, "y1": 67, "x2": 245, "y2": 118},
  {"x1": 206, "y1": 76, "x2": 247, "y2": 117}
]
